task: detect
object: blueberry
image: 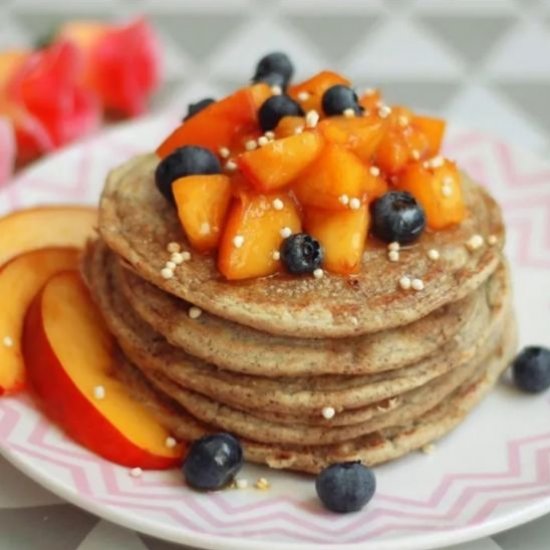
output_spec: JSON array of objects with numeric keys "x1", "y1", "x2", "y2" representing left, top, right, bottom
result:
[
  {"x1": 512, "y1": 346, "x2": 550, "y2": 393},
  {"x1": 322, "y1": 85, "x2": 362, "y2": 117},
  {"x1": 281, "y1": 233, "x2": 323, "y2": 275},
  {"x1": 183, "y1": 98, "x2": 215, "y2": 121},
  {"x1": 371, "y1": 191, "x2": 426, "y2": 244},
  {"x1": 182, "y1": 433, "x2": 244, "y2": 491},
  {"x1": 253, "y1": 52, "x2": 294, "y2": 89},
  {"x1": 155, "y1": 146, "x2": 221, "y2": 204},
  {"x1": 258, "y1": 95, "x2": 304, "y2": 132},
  {"x1": 316, "y1": 462, "x2": 376, "y2": 513}
]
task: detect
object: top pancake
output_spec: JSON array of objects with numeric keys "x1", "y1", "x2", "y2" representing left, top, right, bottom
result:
[{"x1": 99, "y1": 154, "x2": 505, "y2": 338}]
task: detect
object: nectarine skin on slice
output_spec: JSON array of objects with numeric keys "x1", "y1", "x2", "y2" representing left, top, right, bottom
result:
[
  {"x1": 218, "y1": 193, "x2": 302, "y2": 280},
  {"x1": 0, "y1": 206, "x2": 97, "y2": 268},
  {"x1": 0, "y1": 248, "x2": 80, "y2": 396},
  {"x1": 304, "y1": 206, "x2": 369, "y2": 274},
  {"x1": 173, "y1": 174, "x2": 232, "y2": 252},
  {"x1": 23, "y1": 271, "x2": 184, "y2": 469},
  {"x1": 237, "y1": 131, "x2": 323, "y2": 192}
]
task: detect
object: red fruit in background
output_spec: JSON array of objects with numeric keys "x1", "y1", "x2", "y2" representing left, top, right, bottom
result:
[
  {"x1": 59, "y1": 18, "x2": 161, "y2": 116},
  {"x1": 0, "y1": 50, "x2": 30, "y2": 90},
  {"x1": 5, "y1": 41, "x2": 100, "y2": 156},
  {"x1": 0, "y1": 117, "x2": 16, "y2": 185}
]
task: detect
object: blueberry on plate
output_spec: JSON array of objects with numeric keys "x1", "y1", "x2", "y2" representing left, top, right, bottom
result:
[
  {"x1": 322, "y1": 85, "x2": 362, "y2": 117},
  {"x1": 371, "y1": 191, "x2": 426, "y2": 244},
  {"x1": 155, "y1": 146, "x2": 221, "y2": 203},
  {"x1": 258, "y1": 95, "x2": 304, "y2": 132},
  {"x1": 253, "y1": 52, "x2": 294, "y2": 89},
  {"x1": 182, "y1": 433, "x2": 244, "y2": 491},
  {"x1": 280, "y1": 233, "x2": 323, "y2": 275},
  {"x1": 316, "y1": 462, "x2": 376, "y2": 513},
  {"x1": 512, "y1": 346, "x2": 550, "y2": 393},
  {"x1": 183, "y1": 97, "x2": 215, "y2": 121}
]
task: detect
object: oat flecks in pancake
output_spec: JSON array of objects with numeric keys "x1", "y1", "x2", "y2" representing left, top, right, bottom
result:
[
  {"x1": 113, "y1": 315, "x2": 517, "y2": 474},
  {"x1": 82, "y1": 242, "x2": 510, "y2": 416},
  {"x1": 98, "y1": 154, "x2": 505, "y2": 338},
  {"x1": 91, "y1": 239, "x2": 482, "y2": 377}
]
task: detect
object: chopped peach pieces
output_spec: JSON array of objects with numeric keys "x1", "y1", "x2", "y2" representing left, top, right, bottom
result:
[
  {"x1": 288, "y1": 70, "x2": 350, "y2": 113},
  {"x1": 358, "y1": 88, "x2": 382, "y2": 112},
  {"x1": 274, "y1": 116, "x2": 306, "y2": 139},
  {"x1": 412, "y1": 115, "x2": 446, "y2": 156},
  {"x1": 237, "y1": 131, "x2": 323, "y2": 192},
  {"x1": 218, "y1": 192, "x2": 302, "y2": 280},
  {"x1": 293, "y1": 144, "x2": 378, "y2": 210},
  {"x1": 173, "y1": 174, "x2": 232, "y2": 252},
  {"x1": 156, "y1": 84, "x2": 271, "y2": 158},
  {"x1": 318, "y1": 115, "x2": 387, "y2": 162},
  {"x1": 396, "y1": 159, "x2": 466, "y2": 229},
  {"x1": 304, "y1": 205, "x2": 369, "y2": 274}
]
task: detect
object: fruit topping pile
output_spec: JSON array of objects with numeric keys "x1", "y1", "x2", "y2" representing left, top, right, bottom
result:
[{"x1": 155, "y1": 53, "x2": 466, "y2": 280}]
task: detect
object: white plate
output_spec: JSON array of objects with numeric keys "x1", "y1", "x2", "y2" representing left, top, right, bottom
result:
[{"x1": 1, "y1": 116, "x2": 549, "y2": 550}]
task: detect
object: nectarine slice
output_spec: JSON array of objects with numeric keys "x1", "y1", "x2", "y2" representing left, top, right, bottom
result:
[
  {"x1": 0, "y1": 248, "x2": 79, "y2": 396},
  {"x1": 173, "y1": 174, "x2": 232, "y2": 252},
  {"x1": 304, "y1": 205, "x2": 369, "y2": 274},
  {"x1": 0, "y1": 206, "x2": 97, "y2": 268},
  {"x1": 396, "y1": 159, "x2": 466, "y2": 229},
  {"x1": 293, "y1": 144, "x2": 374, "y2": 210},
  {"x1": 237, "y1": 131, "x2": 323, "y2": 192},
  {"x1": 218, "y1": 192, "x2": 302, "y2": 280},
  {"x1": 23, "y1": 271, "x2": 184, "y2": 469}
]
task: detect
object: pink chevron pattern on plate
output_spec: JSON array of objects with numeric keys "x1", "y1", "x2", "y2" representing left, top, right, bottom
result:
[{"x1": 0, "y1": 118, "x2": 549, "y2": 550}]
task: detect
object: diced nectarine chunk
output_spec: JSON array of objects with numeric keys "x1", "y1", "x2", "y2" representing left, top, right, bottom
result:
[
  {"x1": 274, "y1": 116, "x2": 306, "y2": 139},
  {"x1": 288, "y1": 70, "x2": 350, "y2": 113},
  {"x1": 237, "y1": 131, "x2": 323, "y2": 192},
  {"x1": 413, "y1": 115, "x2": 445, "y2": 156},
  {"x1": 318, "y1": 115, "x2": 387, "y2": 162},
  {"x1": 304, "y1": 205, "x2": 369, "y2": 274},
  {"x1": 218, "y1": 193, "x2": 302, "y2": 280},
  {"x1": 396, "y1": 159, "x2": 466, "y2": 229},
  {"x1": 374, "y1": 124, "x2": 431, "y2": 175},
  {"x1": 156, "y1": 84, "x2": 271, "y2": 158},
  {"x1": 293, "y1": 144, "x2": 376, "y2": 209},
  {"x1": 173, "y1": 174, "x2": 232, "y2": 252},
  {"x1": 358, "y1": 88, "x2": 382, "y2": 112}
]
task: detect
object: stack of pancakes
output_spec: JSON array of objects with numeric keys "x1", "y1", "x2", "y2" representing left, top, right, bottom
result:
[{"x1": 83, "y1": 154, "x2": 516, "y2": 474}]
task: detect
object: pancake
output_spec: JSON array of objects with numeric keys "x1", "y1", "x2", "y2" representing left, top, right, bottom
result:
[
  {"x1": 98, "y1": 154, "x2": 505, "y2": 338},
  {"x1": 82, "y1": 242, "x2": 510, "y2": 415},
  {"x1": 90, "y1": 241, "x2": 481, "y2": 377},
  {"x1": 137, "y1": 319, "x2": 508, "y2": 446},
  {"x1": 114, "y1": 315, "x2": 517, "y2": 474},
  {"x1": 116, "y1": 254, "x2": 480, "y2": 378}
]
